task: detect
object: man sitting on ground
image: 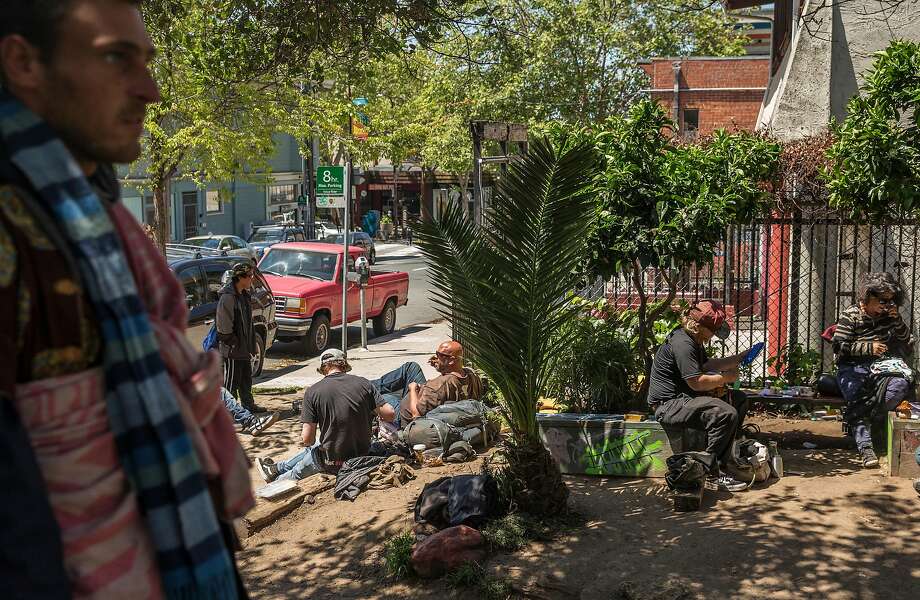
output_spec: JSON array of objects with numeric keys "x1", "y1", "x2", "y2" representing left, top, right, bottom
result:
[
  {"x1": 257, "y1": 349, "x2": 395, "y2": 482},
  {"x1": 648, "y1": 300, "x2": 753, "y2": 492},
  {"x1": 370, "y1": 340, "x2": 483, "y2": 428}
]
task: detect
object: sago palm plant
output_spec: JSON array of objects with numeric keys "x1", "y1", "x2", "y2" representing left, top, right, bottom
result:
[{"x1": 416, "y1": 135, "x2": 598, "y2": 516}]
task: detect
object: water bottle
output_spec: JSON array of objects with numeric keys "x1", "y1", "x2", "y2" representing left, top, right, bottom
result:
[{"x1": 768, "y1": 441, "x2": 784, "y2": 478}]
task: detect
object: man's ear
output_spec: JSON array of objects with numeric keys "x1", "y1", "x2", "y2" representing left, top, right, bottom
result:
[{"x1": 0, "y1": 34, "x2": 46, "y2": 93}]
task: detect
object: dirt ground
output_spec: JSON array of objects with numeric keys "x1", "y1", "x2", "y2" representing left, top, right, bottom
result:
[{"x1": 237, "y1": 398, "x2": 920, "y2": 599}]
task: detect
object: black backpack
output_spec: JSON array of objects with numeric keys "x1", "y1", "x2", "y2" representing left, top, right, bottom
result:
[{"x1": 414, "y1": 474, "x2": 499, "y2": 530}]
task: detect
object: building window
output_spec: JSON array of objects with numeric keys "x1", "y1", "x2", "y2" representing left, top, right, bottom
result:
[
  {"x1": 206, "y1": 189, "x2": 223, "y2": 214},
  {"x1": 143, "y1": 194, "x2": 156, "y2": 225},
  {"x1": 682, "y1": 109, "x2": 699, "y2": 139},
  {"x1": 268, "y1": 183, "x2": 298, "y2": 221}
]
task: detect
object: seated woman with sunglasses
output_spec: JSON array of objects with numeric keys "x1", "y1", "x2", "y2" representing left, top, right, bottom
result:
[{"x1": 833, "y1": 272, "x2": 915, "y2": 468}]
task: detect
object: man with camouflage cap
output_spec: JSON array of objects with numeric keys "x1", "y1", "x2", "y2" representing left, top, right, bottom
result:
[{"x1": 217, "y1": 261, "x2": 260, "y2": 412}]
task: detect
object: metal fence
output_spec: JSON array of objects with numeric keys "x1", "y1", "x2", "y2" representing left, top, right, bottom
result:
[{"x1": 601, "y1": 216, "x2": 920, "y2": 384}]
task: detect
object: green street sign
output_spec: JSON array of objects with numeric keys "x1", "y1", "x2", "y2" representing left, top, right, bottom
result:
[
  {"x1": 316, "y1": 166, "x2": 345, "y2": 196},
  {"x1": 297, "y1": 194, "x2": 308, "y2": 206}
]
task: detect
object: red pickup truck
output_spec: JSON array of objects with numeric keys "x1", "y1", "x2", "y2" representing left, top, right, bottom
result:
[{"x1": 259, "y1": 242, "x2": 409, "y2": 354}]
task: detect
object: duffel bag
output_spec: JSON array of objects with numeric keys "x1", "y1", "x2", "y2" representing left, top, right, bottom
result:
[{"x1": 399, "y1": 418, "x2": 462, "y2": 450}]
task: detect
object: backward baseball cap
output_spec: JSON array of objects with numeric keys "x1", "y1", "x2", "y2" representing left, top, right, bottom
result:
[
  {"x1": 320, "y1": 348, "x2": 347, "y2": 364},
  {"x1": 231, "y1": 262, "x2": 254, "y2": 278},
  {"x1": 689, "y1": 299, "x2": 730, "y2": 339}
]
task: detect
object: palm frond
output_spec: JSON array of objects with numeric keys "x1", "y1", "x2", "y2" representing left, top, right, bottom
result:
[{"x1": 417, "y1": 135, "x2": 598, "y2": 441}]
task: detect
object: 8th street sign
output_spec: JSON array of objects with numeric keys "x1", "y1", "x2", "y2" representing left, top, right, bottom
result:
[{"x1": 316, "y1": 166, "x2": 345, "y2": 196}]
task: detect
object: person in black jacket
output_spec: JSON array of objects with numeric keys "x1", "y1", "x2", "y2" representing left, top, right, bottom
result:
[{"x1": 217, "y1": 262, "x2": 262, "y2": 413}]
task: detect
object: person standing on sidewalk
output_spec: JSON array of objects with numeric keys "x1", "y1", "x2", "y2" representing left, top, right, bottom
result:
[
  {"x1": 217, "y1": 262, "x2": 263, "y2": 413},
  {"x1": 0, "y1": 1, "x2": 253, "y2": 596}
]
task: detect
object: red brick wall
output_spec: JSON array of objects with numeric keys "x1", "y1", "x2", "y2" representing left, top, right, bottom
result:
[{"x1": 639, "y1": 57, "x2": 769, "y2": 134}]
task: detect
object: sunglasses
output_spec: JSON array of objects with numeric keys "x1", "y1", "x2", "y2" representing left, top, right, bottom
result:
[{"x1": 434, "y1": 351, "x2": 456, "y2": 360}]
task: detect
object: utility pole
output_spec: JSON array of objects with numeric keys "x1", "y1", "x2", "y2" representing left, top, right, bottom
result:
[{"x1": 342, "y1": 154, "x2": 351, "y2": 355}]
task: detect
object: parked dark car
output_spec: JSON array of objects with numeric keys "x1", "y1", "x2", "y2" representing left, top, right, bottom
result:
[
  {"x1": 321, "y1": 231, "x2": 376, "y2": 264},
  {"x1": 247, "y1": 225, "x2": 307, "y2": 260},
  {"x1": 167, "y1": 253, "x2": 277, "y2": 376}
]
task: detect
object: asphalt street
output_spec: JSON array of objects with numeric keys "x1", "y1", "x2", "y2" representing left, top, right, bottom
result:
[{"x1": 258, "y1": 244, "x2": 442, "y2": 381}]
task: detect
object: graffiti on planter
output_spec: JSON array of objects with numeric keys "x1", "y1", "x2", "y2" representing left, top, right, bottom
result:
[{"x1": 580, "y1": 429, "x2": 665, "y2": 476}]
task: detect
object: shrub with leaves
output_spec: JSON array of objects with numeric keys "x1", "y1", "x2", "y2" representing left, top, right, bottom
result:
[
  {"x1": 381, "y1": 531, "x2": 415, "y2": 579},
  {"x1": 825, "y1": 40, "x2": 920, "y2": 221}
]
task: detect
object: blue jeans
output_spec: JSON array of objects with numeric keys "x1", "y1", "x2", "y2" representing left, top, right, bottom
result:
[
  {"x1": 370, "y1": 362, "x2": 427, "y2": 427},
  {"x1": 837, "y1": 364, "x2": 910, "y2": 450},
  {"x1": 222, "y1": 387, "x2": 256, "y2": 427},
  {"x1": 276, "y1": 443, "x2": 323, "y2": 481}
]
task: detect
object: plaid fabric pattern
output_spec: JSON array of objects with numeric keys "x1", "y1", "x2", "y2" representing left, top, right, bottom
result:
[{"x1": 0, "y1": 93, "x2": 237, "y2": 599}]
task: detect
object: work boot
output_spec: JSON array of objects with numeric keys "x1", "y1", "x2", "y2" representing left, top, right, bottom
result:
[{"x1": 859, "y1": 447, "x2": 879, "y2": 468}]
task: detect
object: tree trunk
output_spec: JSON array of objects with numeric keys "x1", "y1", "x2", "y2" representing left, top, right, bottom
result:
[
  {"x1": 420, "y1": 167, "x2": 433, "y2": 223},
  {"x1": 152, "y1": 175, "x2": 172, "y2": 255},
  {"x1": 456, "y1": 172, "x2": 471, "y2": 218},
  {"x1": 494, "y1": 436, "x2": 569, "y2": 517}
]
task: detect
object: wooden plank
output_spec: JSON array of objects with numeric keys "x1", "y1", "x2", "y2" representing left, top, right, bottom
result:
[
  {"x1": 888, "y1": 413, "x2": 920, "y2": 479},
  {"x1": 241, "y1": 474, "x2": 336, "y2": 537}
]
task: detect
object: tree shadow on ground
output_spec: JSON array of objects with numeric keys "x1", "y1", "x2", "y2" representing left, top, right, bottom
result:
[{"x1": 489, "y1": 449, "x2": 920, "y2": 599}]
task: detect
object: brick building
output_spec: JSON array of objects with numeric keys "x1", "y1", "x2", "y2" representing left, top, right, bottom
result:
[{"x1": 639, "y1": 55, "x2": 770, "y2": 136}]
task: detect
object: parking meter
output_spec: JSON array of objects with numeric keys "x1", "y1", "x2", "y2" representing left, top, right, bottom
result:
[
  {"x1": 354, "y1": 256, "x2": 371, "y2": 349},
  {"x1": 355, "y1": 256, "x2": 370, "y2": 286}
]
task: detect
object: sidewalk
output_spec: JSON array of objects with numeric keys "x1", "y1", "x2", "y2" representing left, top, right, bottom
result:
[
  {"x1": 253, "y1": 320, "x2": 450, "y2": 391},
  {"x1": 375, "y1": 241, "x2": 421, "y2": 259}
]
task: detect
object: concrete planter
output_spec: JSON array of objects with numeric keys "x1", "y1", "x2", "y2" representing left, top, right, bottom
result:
[{"x1": 537, "y1": 413, "x2": 701, "y2": 478}]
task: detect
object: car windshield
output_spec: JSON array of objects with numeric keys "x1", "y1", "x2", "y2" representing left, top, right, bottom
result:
[
  {"x1": 184, "y1": 238, "x2": 219, "y2": 248},
  {"x1": 325, "y1": 234, "x2": 354, "y2": 244},
  {"x1": 249, "y1": 229, "x2": 283, "y2": 243},
  {"x1": 259, "y1": 249, "x2": 338, "y2": 280}
]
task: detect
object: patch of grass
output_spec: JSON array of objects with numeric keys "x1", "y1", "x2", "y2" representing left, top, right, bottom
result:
[
  {"x1": 382, "y1": 531, "x2": 415, "y2": 580},
  {"x1": 446, "y1": 562, "x2": 512, "y2": 600},
  {"x1": 252, "y1": 385, "x2": 301, "y2": 395},
  {"x1": 481, "y1": 514, "x2": 531, "y2": 552}
]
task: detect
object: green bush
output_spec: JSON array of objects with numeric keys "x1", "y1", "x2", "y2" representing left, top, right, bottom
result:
[
  {"x1": 546, "y1": 297, "x2": 639, "y2": 413},
  {"x1": 446, "y1": 562, "x2": 513, "y2": 600},
  {"x1": 381, "y1": 531, "x2": 415, "y2": 579}
]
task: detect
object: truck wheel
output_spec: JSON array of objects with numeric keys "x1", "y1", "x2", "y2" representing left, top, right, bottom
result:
[
  {"x1": 304, "y1": 314, "x2": 331, "y2": 355},
  {"x1": 372, "y1": 300, "x2": 397, "y2": 337},
  {"x1": 251, "y1": 332, "x2": 266, "y2": 377}
]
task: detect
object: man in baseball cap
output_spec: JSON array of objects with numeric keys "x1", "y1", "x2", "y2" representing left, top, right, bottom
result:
[
  {"x1": 647, "y1": 300, "x2": 755, "y2": 492},
  {"x1": 256, "y1": 348, "x2": 395, "y2": 483}
]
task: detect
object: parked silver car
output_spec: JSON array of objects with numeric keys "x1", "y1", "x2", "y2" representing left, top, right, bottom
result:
[{"x1": 182, "y1": 235, "x2": 257, "y2": 261}]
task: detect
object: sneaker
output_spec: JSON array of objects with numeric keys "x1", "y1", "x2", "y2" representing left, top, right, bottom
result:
[
  {"x1": 706, "y1": 474, "x2": 749, "y2": 492},
  {"x1": 256, "y1": 457, "x2": 279, "y2": 483},
  {"x1": 247, "y1": 412, "x2": 279, "y2": 437},
  {"x1": 860, "y1": 447, "x2": 879, "y2": 468}
]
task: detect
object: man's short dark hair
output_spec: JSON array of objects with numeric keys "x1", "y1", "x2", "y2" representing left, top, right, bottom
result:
[
  {"x1": 858, "y1": 271, "x2": 903, "y2": 305},
  {"x1": 0, "y1": 0, "x2": 142, "y2": 62}
]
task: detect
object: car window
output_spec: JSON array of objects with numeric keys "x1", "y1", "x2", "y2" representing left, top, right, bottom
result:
[
  {"x1": 185, "y1": 238, "x2": 219, "y2": 249},
  {"x1": 178, "y1": 266, "x2": 206, "y2": 310},
  {"x1": 203, "y1": 261, "x2": 231, "y2": 303},
  {"x1": 231, "y1": 237, "x2": 246, "y2": 249},
  {"x1": 260, "y1": 249, "x2": 338, "y2": 281},
  {"x1": 249, "y1": 229, "x2": 282, "y2": 243},
  {"x1": 218, "y1": 238, "x2": 232, "y2": 249}
]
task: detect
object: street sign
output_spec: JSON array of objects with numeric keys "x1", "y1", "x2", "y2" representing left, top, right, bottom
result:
[
  {"x1": 316, "y1": 166, "x2": 345, "y2": 196},
  {"x1": 317, "y1": 195, "x2": 346, "y2": 208},
  {"x1": 297, "y1": 194, "x2": 307, "y2": 206}
]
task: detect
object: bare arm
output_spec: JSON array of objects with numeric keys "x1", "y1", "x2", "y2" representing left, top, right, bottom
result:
[
  {"x1": 686, "y1": 370, "x2": 738, "y2": 392},
  {"x1": 376, "y1": 402, "x2": 396, "y2": 422},
  {"x1": 301, "y1": 422, "x2": 317, "y2": 447},
  {"x1": 404, "y1": 382, "x2": 422, "y2": 419}
]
